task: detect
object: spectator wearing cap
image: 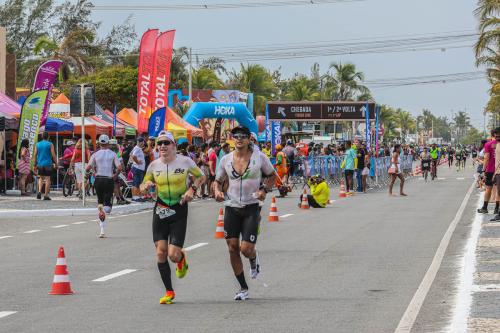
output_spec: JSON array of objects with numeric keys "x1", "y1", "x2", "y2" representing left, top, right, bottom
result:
[
  {"x1": 62, "y1": 140, "x2": 75, "y2": 170},
  {"x1": 131, "y1": 137, "x2": 146, "y2": 201}
]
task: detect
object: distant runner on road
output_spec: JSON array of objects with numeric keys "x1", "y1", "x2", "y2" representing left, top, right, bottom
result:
[
  {"x1": 214, "y1": 125, "x2": 276, "y2": 301},
  {"x1": 140, "y1": 131, "x2": 205, "y2": 305}
]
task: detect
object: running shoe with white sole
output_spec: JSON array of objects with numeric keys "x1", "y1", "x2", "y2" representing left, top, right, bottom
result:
[
  {"x1": 250, "y1": 251, "x2": 260, "y2": 279},
  {"x1": 234, "y1": 289, "x2": 249, "y2": 301}
]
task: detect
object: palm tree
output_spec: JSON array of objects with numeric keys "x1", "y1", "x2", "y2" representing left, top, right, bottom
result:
[
  {"x1": 34, "y1": 28, "x2": 101, "y2": 81},
  {"x1": 191, "y1": 67, "x2": 224, "y2": 89},
  {"x1": 327, "y1": 62, "x2": 370, "y2": 101},
  {"x1": 453, "y1": 111, "x2": 471, "y2": 144},
  {"x1": 284, "y1": 75, "x2": 320, "y2": 101},
  {"x1": 170, "y1": 47, "x2": 189, "y2": 89},
  {"x1": 227, "y1": 63, "x2": 277, "y2": 115},
  {"x1": 396, "y1": 109, "x2": 415, "y2": 142}
]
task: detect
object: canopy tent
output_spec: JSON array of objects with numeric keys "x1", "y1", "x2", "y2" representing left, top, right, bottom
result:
[
  {"x1": 103, "y1": 110, "x2": 136, "y2": 136},
  {"x1": 117, "y1": 108, "x2": 137, "y2": 128},
  {"x1": 0, "y1": 91, "x2": 22, "y2": 118},
  {"x1": 165, "y1": 107, "x2": 203, "y2": 139},
  {"x1": 69, "y1": 117, "x2": 109, "y2": 146},
  {"x1": 45, "y1": 117, "x2": 74, "y2": 132},
  {"x1": 48, "y1": 93, "x2": 71, "y2": 120},
  {"x1": 91, "y1": 115, "x2": 125, "y2": 137}
]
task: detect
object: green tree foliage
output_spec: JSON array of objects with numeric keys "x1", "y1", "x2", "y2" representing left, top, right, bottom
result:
[
  {"x1": 327, "y1": 62, "x2": 370, "y2": 101},
  {"x1": 192, "y1": 67, "x2": 224, "y2": 89},
  {"x1": 65, "y1": 66, "x2": 138, "y2": 110},
  {"x1": 226, "y1": 63, "x2": 277, "y2": 115},
  {"x1": 462, "y1": 127, "x2": 484, "y2": 145}
]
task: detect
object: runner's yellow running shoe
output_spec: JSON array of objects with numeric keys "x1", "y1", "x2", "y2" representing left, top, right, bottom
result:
[
  {"x1": 159, "y1": 290, "x2": 175, "y2": 304},
  {"x1": 176, "y1": 251, "x2": 188, "y2": 279}
]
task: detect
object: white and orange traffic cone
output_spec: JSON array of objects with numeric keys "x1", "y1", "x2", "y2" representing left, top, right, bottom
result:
[
  {"x1": 300, "y1": 190, "x2": 310, "y2": 209},
  {"x1": 339, "y1": 180, "x2": 347, "y2": 198},
  {"x1": 214, "y1": 208, "x2": 225, "y2": 239},
  {"x1": 49, "y1": 246, "x2": 74, "y2": 295},
  {"x1": 268, "y1": 196, "x2": 279, "y2": 222}
]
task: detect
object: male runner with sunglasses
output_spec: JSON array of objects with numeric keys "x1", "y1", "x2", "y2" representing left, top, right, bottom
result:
[
  {"x1": 214, "y1": 126, "x2": 276, "y2": 300},
  {"x1": 140, "y1": 131, "x2": 205, "y2": 304}
]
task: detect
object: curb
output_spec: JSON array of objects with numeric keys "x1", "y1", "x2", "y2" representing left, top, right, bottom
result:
[{"x1": 0, "y1": 202, "x2": 155, "y2": 218}]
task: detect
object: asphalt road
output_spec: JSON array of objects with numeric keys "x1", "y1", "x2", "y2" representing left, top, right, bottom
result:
[{"x1": 0, "y1": 164, "x2": 491, "y2": 333}]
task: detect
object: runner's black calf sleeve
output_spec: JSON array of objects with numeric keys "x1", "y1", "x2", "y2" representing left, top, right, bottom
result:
[
  {"x1": 236, "y1": 272, "x2": 248, "y2": 290},
  {"x1": 158, "y1": 262, "x2": 173, "y2": 291},
  {"x1": 483, "y1": 201, "x2": 489, "y2": 210},
  {"x1": 249, "y1": 256, "x2": 257, "y2": 270}
]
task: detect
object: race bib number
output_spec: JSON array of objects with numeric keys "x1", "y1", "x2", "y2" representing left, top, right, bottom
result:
[{"x1": 156, "y1": 205, "x2": 176, "y2": 219}]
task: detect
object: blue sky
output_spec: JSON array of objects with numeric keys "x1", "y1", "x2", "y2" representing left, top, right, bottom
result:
[{"x1": 89, "y1": 0, "x2": 489, "y2": 128}]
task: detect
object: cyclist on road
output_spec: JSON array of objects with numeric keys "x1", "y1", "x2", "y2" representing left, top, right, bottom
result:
[
  {"x1": 420, "y1": 147, "x2": 431, "y2": 181},
  {"x1": 140, "y1": 131, "x2": 205, "y2": 305},
  {"x1": 214, "y1": 126, "x2": 276, "y2": 301},
  {"x1": 86, "y1": 135, "x2": 122, "y2": 238},
  {"x1": 429, "y1": 144, "x2": 439, "y2": 178}
]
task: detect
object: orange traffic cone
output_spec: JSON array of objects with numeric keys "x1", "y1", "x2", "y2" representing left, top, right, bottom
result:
[
  {"x1": 268, "y1": 196, "x2": 279, "y2": 222},
  {"x1": 49, "y1": 246, "x2": 74, "y2": 295},
  {"x1": 300, "y1": 190, "x2": 310, "y2": 209},
  {"x1": 214, "y1": 208, "x2": 225, "y2": 239},
  {"x1": 339, "y1": 180, "x2": 347, "y2": 198}
]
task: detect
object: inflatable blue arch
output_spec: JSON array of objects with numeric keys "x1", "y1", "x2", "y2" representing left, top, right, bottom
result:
[{"x1": 183, "y1": 102, "x2": 258, "y2": 135}]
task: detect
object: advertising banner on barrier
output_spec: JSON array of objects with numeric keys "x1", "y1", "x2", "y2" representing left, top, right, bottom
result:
[
  {"x1": 375, "y1": 105, "x2": 380, "y2": 156},
  {"x1": 365, "y1": 102, "x2": 370, "y2": 149},
  {"x1": 152, "y1": 30, "x2": 175, "y2": 112},
  {"x1": 137, "y1": 29, "x2": 159, "y2": 134},
  {"x1": 16, "y1": 89, "x2": 48, "y2": 168},
  {"x1": 32, "y1": 60, "x2": 62, "y2": 126},
  {"x1": 271, "y1": 121, "x2": 281, "y2": 156},
  {"x1": 268, "y1": 101, "x2": 375, "y2": 121}
]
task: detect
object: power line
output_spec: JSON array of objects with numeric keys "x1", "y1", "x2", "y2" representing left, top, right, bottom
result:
[
  {"x1": 366, "y1": 71, "x2": 486, "y2": 89},
  {"x1": 93, "y1": 0, "x2": 365, "y2": 11}
]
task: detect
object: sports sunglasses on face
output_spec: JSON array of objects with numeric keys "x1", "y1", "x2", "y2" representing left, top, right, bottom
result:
[
  {"x1": 233, "y1": 133, "x2": 249, "y2": 140},
  {"x1": 157, "y1": 140, "x2": 173, "y2": 146}
]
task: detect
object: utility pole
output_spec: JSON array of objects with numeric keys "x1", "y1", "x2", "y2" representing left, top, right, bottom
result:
[{"x1": 188, "y1": 48, "x2": 192, "y2": 103}]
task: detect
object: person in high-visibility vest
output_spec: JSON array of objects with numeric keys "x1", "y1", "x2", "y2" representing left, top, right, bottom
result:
[{"x1": 429, "y1": 143, "x2": 439, "y2": 178}]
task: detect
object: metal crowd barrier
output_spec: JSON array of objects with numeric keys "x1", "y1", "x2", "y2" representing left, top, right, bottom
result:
[{"x1": 288, "y1": 155, "x2": 415, "y2": 190}]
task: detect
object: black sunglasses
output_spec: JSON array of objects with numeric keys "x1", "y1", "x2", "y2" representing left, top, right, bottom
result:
[{"x1": 157, "y1": 140, "x2": 172, "y2": 146}]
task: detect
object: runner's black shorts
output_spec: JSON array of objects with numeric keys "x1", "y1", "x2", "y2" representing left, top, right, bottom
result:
[
  {"x1": 94, "y1": 176, "x2": 114, "y2": 207},
  {"x1": 485, "y1": 172, "x2": 494, "y2": 186},
  {"x1": 224, "y1": 203, "x2": 260, "y2": 244},
  {"x1": 152, "y1": 199, "x2": 188, "y2": 247}
]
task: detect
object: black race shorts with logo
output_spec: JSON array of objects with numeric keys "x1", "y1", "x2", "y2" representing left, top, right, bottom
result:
[
  {"x1": 38, "y1": 166, "x2": 53, "y2": 177},
  {"x1": 152, "y1": 199, "x2": 188, "y2": 247},
  {"x1": 485, "y1": 172, "x2": 494, "y2": 187},
  {"x1": 224, "y1": 203, "x2": 260, "y2": 244}
]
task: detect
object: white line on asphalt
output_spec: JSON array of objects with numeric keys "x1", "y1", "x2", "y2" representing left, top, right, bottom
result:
[
  {"x1": 471, "y1": 284, "x2": 500, "y2": 292},
  {"x1": 438, "y1": 177, "x2": 446, "y2": 180},
  {"x1": 457, "y1": 177, "x2": 465, "y2": 180},
  {"x1": 0, "y1": 311, "x2": 17, "y2": 319},
  {"x1": 23, "y1": 230, "x2": 42, "y2": 234},
  {"x1": 448, "y1": 193, "x2": 483, "y2": 333},
  {"x1": 72, "y1": 221, "x2": 87, "y2": 225},
  {"x1": 395, "y1": 182, "x2": 475, "y2": 333},
  {"x1": 108, "y1": 210, "x2": 150, "y2": 219},
  {"x1": 51, "y1": 225, "x2": 69, "y2": 228},
  {"x1": 185, "y1": 243, "x2": 209, "y2": 251},
  {"x1": 0, "y1": 236, "x2": 13, "y2": 240},
  {"x1": 92, "y1": 269, "x2": 138, "y2": 282},
  {"x1": 280, "y1": 214, "x2": 294, "y2": 218}
]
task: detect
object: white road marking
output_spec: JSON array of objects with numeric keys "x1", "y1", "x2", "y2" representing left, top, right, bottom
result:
[
  {"x1": 478, "y1": 238, "x2": 500, "y2": 247},
  {"x1": 475, "y1": 272, "x2": 500, "y2": 281},
  {"x1": 51, "y1": 225, "x2": 68, "y2": 228},
  {"x1": 438, "y1": 177, "x2": 446, "y2": 180},
  {"x1": 0, "y1": 236, "x2": 13, "y2": 240},
  {"x1": 471, "y1": 284, "x2": 500, "y2": 292},
  {"x1": 23, "y1": 230, "x2": 41, "y2": 234},
  {"x1": 395, "y1": 182, "x2": 475, "y2": 333},
  {"x1": 72, "y1": 221, "x2": 87, "y2": 225},
  {"x1": 448, "y1": 193, "x2": 483, "y2": 333},
  {"x1": 280, "y1": 214, "x2": 294, "y2": 218},
  {"x1": 185, "y1": 242, "x2": 209, "y2": 251},
  {"x1": 0, "y1": 311, "x2": 17, "y2": 319},
  {"x1": 482, "y1": 223, "x2": 500, "y2": 227},
  {"x1": 457, "y1": 177, "x2": 465, "y2": 180},
  {"x1": 92, "y1": 269, "x2": 137, "y2": 282},
  {"x1": 469, "y1": 317, "x2": 500, "y2": 332}
]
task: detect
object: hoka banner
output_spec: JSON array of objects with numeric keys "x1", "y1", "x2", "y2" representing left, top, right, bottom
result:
[{"x1": 148, "y1": 107, "x2": 166, "y2": 138}]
